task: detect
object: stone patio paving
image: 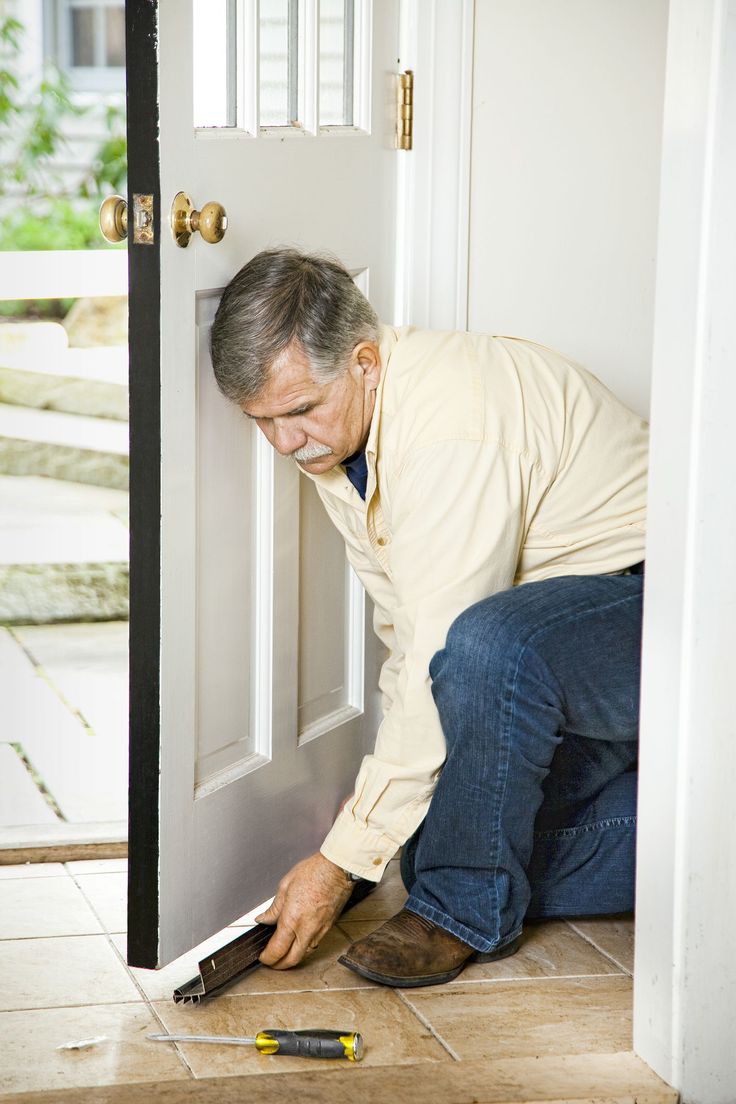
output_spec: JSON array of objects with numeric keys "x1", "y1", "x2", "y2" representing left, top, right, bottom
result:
[
  {"x1": 0, "y1": 622, "x2": 129, "y2": 828},
  {"x1": 0, "y1": 310, "x2": 130, "y2": 832}
]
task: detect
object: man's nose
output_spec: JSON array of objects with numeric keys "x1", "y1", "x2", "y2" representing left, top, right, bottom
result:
[{"x1": 271, "y1": 419, "x2": 306, "y2": 456}]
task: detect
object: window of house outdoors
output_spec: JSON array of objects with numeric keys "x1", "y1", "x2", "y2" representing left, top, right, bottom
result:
[{"x1": 47, "y1": 0, "x2": 125, "y2": 93}]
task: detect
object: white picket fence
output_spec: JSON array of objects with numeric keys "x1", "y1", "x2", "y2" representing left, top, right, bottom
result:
[{"x1": 0, "y1": 250, "x2": 128, "y2": 300}]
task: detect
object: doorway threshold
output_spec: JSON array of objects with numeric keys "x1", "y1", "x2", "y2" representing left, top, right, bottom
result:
[{"x1": 0, "y1": 820, "x2": 127, "y2": 865}]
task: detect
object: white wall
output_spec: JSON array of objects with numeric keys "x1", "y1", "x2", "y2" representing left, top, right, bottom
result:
[{"x1": 467, "y1": 0, "x2": 669, "y2": 418}]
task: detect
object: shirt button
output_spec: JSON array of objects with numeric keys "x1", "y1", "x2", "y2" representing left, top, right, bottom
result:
[
  {"x1": 372, "y1": 857, "x2": 382, "y2": 866},
  {"x1": 377, "y1": 536, "x2": 388, "y2": 546}
]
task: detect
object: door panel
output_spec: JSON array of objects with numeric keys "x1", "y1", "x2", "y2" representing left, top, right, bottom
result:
[
  {"x1": 297, "y1": 477, "x2": 365, "y2": 742},
  {"x1": 195, "y1": 295, "x2": 256, "y2": 785},
  {"x1": 128, "y1": 0, "x2": 398, "y2": 967}
]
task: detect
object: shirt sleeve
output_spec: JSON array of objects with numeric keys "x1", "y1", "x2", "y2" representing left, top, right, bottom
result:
[{"x1": 320, "y1": 436, "x2": 534, "y2": 880}]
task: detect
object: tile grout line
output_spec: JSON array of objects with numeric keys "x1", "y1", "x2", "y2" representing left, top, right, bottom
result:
[
  {"x1": 145, "y1": 1004, "x2": 198, "y2": 1080},
  {"x1": 564, "y1": 919, "x2": 633, "y2": 977},
  {"x1": 8, "y1": 627, "x2": 96, "y2": 736},
  {"x1": 395, "y1": 989, "x2": 463, "y2": 1062},
  {"x1": 437, "y1": 971, "x2": 631, "y2": 988},
  {"x1": 65, "y1": 863, "x2": 118, "y2": 935},
  {"x1": 0, "y1": 999, "x2": 147, "y2": 1013},
  {"x1": 72, "y1": 883, "x2": 198, "y2": 1082}
]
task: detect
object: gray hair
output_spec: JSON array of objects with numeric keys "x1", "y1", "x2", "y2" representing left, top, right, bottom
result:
[{"x1": 210, "y1": 248, "x2": 380, "y2": 404}]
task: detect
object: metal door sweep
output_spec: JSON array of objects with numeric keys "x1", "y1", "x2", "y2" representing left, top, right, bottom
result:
[{"x1": 173, "y1": 879, "x2": 375, "y2": 1004}]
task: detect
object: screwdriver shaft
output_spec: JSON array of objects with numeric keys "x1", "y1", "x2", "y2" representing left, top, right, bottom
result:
[{"x1": 148, "y1": 1033, "x2": 256, "y2": 1046}]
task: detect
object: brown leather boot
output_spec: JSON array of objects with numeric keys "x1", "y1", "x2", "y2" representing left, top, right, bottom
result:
[{"x1": 338, "y1": 908, "x2": 521, "y2": 987}]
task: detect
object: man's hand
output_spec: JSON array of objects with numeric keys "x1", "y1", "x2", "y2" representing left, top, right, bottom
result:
[{"x1": 255, "y1": 852, "x2": 354, "y2": 969}]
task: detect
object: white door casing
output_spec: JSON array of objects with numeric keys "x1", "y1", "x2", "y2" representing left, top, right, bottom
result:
[
  {"x1": 634, "y1": 0, "x2": 736, "y2": 1098},
  {"x1": 129, "y1": 0, "x2": 399, "y2": 968}
]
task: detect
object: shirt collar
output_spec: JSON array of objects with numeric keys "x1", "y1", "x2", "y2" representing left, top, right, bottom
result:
[
  {"x1": 365, "y1": 324, "x2": 398, "y2": 460},
  {"x1": 299, "y1": 323, "x2": 398, "y2": 506}
]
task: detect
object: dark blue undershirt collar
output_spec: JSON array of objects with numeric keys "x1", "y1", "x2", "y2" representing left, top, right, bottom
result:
[{"x1": 342, "y1": 448, "x2": 368, "y2": 500}]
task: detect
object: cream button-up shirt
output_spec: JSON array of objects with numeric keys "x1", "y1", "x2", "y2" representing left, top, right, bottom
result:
[{"x1": 306, "y1": 326, "x2": 648, "y2": 881}]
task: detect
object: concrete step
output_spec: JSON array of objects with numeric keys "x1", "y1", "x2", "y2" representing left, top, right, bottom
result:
[
  {"x1": 0, "y1": 321, "x2": 128, "y2": 421},
  {"x1": 0, "y1": 402, "x2": 128, "y2": 490},
  {"x1": 0, "y1": 475, "x2": 128, "y2": 624}
]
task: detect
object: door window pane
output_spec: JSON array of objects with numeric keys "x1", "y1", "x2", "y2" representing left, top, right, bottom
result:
[
  {"x1": 259, "y1": 0, "x2": 298, "y2": 127},
  {"x1": 193, "y1": 0, "x2": 237, "y2": 128},
  {"x1": 320, "y1": 0, "x2": 354, "y2": 126},
  {"x1": 54, "y1": 1, "x2": 125, "y2": 91},
  {"x1": 71, "y1": 7, "x2": 95, "y2": 67},
  {"x1": 105, "y1": 6, "x2": 125, "y2": 66}
]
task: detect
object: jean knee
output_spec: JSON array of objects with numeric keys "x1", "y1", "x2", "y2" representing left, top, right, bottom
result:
[
  {"x1": 432, "y1": 592, "x2": 535, "y2": 676},
  {"x1": 429, "y1": 592, "x2": 541, "y2": 730}
]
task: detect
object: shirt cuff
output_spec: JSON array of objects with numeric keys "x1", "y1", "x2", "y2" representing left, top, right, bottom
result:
[{"x1": 320, "y1": 817, "x2": 401, "y2": 882}]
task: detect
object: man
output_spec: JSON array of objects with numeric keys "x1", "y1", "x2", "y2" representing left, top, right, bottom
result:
[{"x1": 210, "y1": 248, "x2": 647, "y2": 988}]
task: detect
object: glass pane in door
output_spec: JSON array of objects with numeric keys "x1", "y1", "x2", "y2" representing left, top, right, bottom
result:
[
  {"x1": 105, "y1": 6, "x2": 126, "y2": 67},
  {"x1": 320, "y1": 0, "x2": 354, "y2": 125},
  {"x1": 193, "y1": 0, "x2": 237, "y2": 128},
  {"x1": 259, "y1": 0, "x2": 299, "y2": 127},
  {"x1": 71, "y1": 7, "x2": 95, "y2": 66}
]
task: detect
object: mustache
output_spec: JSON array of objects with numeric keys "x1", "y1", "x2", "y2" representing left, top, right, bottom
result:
[{"x1": 291, "y1": 442, "x2": 334, "y2": 463}]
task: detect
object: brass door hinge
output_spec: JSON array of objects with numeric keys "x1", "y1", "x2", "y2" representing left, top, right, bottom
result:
[{"x1": 396, "y1": 70, "x2": 414, "y2": 150}]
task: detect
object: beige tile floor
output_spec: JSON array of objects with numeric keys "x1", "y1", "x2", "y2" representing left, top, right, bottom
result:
[{"x1": 0, "y1": 859, "x2": 678, "y2": 1103}]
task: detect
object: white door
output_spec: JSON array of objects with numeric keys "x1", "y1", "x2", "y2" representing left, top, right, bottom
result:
[{"x1": 126, "y1": 0, "x2": 400, "y2": 968}]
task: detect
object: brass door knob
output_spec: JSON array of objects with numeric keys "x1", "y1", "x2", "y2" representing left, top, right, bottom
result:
[
  {"x1": 99, "y1": 195, "x2": 128, "y2": 243},
  {"x1": 171, "y1": 192, "x2": 228, "y2": 248}
]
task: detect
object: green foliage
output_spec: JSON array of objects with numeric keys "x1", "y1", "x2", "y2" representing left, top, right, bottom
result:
[
  {"x1": 0, "y1": 16, "x2": 88, "y2": 198},
  {"x1": 0, "y1": 198, "x2": 108, "y2": 250},
  {"x1": 0, "y1": 13, "x2": 128, "y2": 316},
  {"x1": 7, "y1": 67, "x2": 86, "y2": 196},
  {"x1": 0, "y1": 16, "x2": 23, "y2": 123},
  {"x1": 0, "y1": 297, "x2": 74, "y2": 319},
  {"x1": 80, "y1": 103, "x2": 128, "y2": 197},
  {"x1": 0, "y1": 11, "x2": 128, "y2": 207}
]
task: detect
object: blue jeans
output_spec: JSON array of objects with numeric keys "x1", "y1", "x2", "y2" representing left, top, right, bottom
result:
[{"x1": 400, "y1": 569, "x2": 644, "y2": 954}]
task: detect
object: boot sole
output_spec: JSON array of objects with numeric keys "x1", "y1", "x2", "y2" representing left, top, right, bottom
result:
[{"x1": 337, "y1": 934, "x2": 522, "y2": 988}]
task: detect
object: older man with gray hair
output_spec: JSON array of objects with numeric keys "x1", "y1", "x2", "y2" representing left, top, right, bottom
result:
[{"x1": 210, "y1": 247, "x2": 647, "y2": 988}]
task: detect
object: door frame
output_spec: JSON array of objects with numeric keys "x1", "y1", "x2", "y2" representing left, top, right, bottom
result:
[
  {"x1": 395, "y1": 0, "x2": 475, "y2": 330},
  {"x1": 632, "y1": 0, "x2": 736, "y2": 1098}
]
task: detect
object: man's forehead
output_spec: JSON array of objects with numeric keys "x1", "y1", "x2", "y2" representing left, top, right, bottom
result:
[{"x1": 241, "y1": 345, "x2": 320, "y2": 418}]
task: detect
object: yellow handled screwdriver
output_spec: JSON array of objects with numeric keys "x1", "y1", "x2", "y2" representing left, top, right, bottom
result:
[{"x1": 147, "y1": 1029, "x2": 363, "y2": 1061}]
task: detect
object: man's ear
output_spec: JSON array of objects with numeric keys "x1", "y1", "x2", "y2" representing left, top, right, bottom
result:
[{"x1": 351, "y1": 341, "x2": 382, "y2": 390}]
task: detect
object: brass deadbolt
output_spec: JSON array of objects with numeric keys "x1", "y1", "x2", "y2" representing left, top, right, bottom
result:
[
  {"x1": 99, "y1": 195, "x2": 128, "y2": 243},
  {"x1": 171, "y1": 192, "x2": 228, "y2": 247}
]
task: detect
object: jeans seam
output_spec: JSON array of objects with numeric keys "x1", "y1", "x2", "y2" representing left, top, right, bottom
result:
[
  {"x1": 533, "y1": 815, "x2": 636, "y2": 840},
  {"x1": 518, "y1": 586, "x2": 644, "y2": 725},
  {"x1": 406, "y1": 898, "x2": 523, "y2": 954},
  {"x1": 491, "y1": 632, "x2": 529, "y2": 942},
  {"x1": 524, "y1": 586, "x2": 644, "y2": 654}
]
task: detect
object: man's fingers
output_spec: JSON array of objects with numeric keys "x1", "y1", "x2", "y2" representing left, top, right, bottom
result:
[
  {"x1": 258, "y1": 921, "x2": 299, "y2": 966},
  {"x1": 255, "y1": 889, "x2": 285, "y2": 925},
  {"x1": 264, "y1": 927, "x2": 321, "y2": 970},
  {"x1": 258, "y1": 915, "x2": 328, "y2": 968},
  {"x1": 269, "y1": 945, "x2": 309, "y2": 970},
  {"x1": 254, "y1": 852, "x2": 352, "y2": 970}
]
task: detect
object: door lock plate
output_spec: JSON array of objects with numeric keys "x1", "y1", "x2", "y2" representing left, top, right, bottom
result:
[{"x1": 133, "y1": 194, "x2": 154, "y2": 245}]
